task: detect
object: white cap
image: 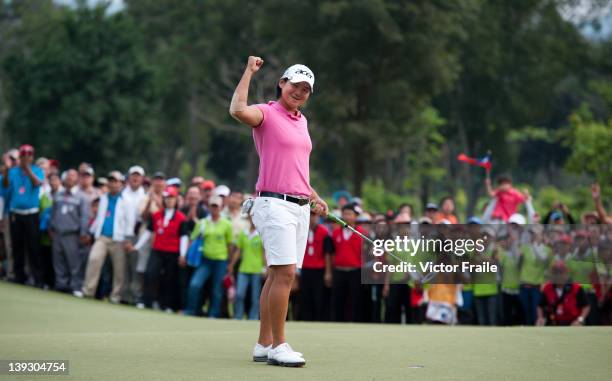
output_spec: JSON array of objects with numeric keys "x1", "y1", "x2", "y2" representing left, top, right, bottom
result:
[
  {"x1": 508, "y1": 213, "x2": 526, "y2": 225},
  {"x1": 215, "y1": 184, "x2": 230, "y2": 197},
  {"x1": 128, "y1": 165, "x2": 145, "y2": 176},
  {"x1": 281, "y1": 64, "x2": 315, "y2": 92},
  {"x1": 209, "y1": 195, "x2": 223, "y2": 207},
  {"x1": 167, "y1": 177, "x2": 182, "y2": 187}
]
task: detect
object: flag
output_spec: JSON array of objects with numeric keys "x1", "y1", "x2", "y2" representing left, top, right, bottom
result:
[{"x1": 457, "y1": 153, "x2": 492, "y2": 172}]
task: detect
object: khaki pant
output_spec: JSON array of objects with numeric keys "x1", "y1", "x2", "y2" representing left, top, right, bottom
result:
[{"x1": 82, "y1": 236, "x2": 125, "y2": 302}]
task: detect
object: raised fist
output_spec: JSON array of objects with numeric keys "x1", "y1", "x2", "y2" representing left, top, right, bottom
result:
[{"x1": 246, "y1": 56, "x2": 264, "y2": 73}]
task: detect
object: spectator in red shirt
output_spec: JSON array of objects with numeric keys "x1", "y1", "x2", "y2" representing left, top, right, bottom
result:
[
  {"x1": 331, "y1": 203, "x2": 366, "y2": 322},
  {"x1": 135, "y1": 187, "x2": 189, "y2": 312},
  {"x1": 299, "y1": 211, "x2": 334, "y2": 321},
  {"x1": 536, "y1": 260, "x2": 590, "y2": 326},
  {"x1": 485, "y1": 174, "x2": 528, "y2": 222}
]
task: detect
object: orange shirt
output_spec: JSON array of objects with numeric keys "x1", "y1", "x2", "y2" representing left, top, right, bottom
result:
[{"x1": 434, "y1": 212, "x2": 458, "y2": 224}]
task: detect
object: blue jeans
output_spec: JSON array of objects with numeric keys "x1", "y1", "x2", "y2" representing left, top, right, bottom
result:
[
  {"x1": 234, "y1": 273, "x2": 262, "y2": 320},
  {"x1": 185, "y1": 257, "x2": 227, "y2": 317},
  {"x1": 519, "y1": 285, "x2": 541, "y2": 325},
  {"x1": 475, "y1": 295, "x2": 498, "y2": 326}
]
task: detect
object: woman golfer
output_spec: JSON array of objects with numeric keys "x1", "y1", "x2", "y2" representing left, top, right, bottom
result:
[{"x1": 229, "y1": 56, "x2": 328, "y2": 367}]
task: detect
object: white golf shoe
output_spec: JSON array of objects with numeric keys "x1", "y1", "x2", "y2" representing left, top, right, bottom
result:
[
  {"x1": 252, "y1": 343, "x2": 271, "y2": 362},
  {"x1": 252, "y1": 343, "x2": 304, "y2": 362},
  {"x1": 267, "y1": 343, "x2": 306, "y2": 367}
]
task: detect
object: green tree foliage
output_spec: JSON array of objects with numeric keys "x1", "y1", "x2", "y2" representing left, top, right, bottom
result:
[
  {"x1": 1, "y1": 0, "x2": 160, "y2": 172},
  {"x1": 0, "y1": 0, "x2": 610, "y2": 217},
  {"x1": 564, "y1": 106, "x2": 612, "y2": 193}
]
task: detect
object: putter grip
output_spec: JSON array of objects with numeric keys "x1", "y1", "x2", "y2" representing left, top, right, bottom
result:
[{"x1": 309, "y1": 201, "x2": 347, "y2": 227}]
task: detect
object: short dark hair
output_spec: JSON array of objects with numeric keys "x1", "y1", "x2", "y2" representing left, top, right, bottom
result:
[
  {"x1": 276, "y1": 78, "x2": 288, "y2": 98},
  {"x1": 497, "y1": 174, "x2": 512, "y2": 185},
  {"x1": 341, "y1": 203, "x2": 359, "y2": 215}
]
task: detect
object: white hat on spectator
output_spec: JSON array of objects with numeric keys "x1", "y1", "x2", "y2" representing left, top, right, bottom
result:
[
  {"x1": 7, "y1": 148, "x2": 19, "y2": 161},
  {"x1": 209, "y1": 195, "x2": 223, "y2": 207},
  {"x1": 128, "y1": 165, "x2": 145, "y2": 176},
  {"x1": 107, "y1": 171, "x2": 125, "y2": 182},
  {"x1": 508, "y1": 213, "x2": 526, "y2": 225},
  {"x1": 215, "y1": 184, "x2": 230, "y2": 197},
  {"x1": 167, "y1": 177, "x2": 182, "y2": 187}
]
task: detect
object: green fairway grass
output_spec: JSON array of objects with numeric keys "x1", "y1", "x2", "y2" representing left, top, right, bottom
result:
[{"x1": 1, "y1": 281, "x2": 611, "y2": 381}]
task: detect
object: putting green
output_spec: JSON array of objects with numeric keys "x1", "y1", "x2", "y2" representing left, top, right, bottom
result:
[{"x1": 1, "y1": 281, "x2": 611, "y2": 380}]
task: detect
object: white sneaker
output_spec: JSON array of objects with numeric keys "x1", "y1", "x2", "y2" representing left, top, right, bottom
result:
[
  {"x1": 136, "y1": 303, "x2": 145, "y2": 309},
  {"x1": 252, "y1": 343, "x2": 271, "y2": 362},
  {"x1": 252, "y1": 343, "x2": 303, "y2": 362},
  {"x1": 267, "y1": 343, "x2": 306, "y2": 367},
  {"x1": 72, "y1": 290, "x2": 84, "y2": 298}
]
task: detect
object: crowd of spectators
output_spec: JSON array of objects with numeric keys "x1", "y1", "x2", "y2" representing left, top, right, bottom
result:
[{"x1": 1, "y1": 144, "x2": 610, "y2": 326}]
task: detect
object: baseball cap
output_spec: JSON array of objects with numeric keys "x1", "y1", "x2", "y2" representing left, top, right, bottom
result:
[
  {"x1": 152, "y1": 171, "x2": 166, "y2": 179},
  {"x1": 201, "y1": 180, "x2": 216, "y2": 190},
  {"x1": 467, "y1": 216, "x2": 483, "y2": 224},
  {"x1": 215, "y1": 185, "x2": 230, "y2": 197},
  {"x1": 19, "y1": 144, "x2": 34, "y2": 155},
  {"x1": 167, "y1": 177, "x2": 182, "y2": 187},
  {"x1": 341, "y1": 203, "x2": 361, "y2": 215},
  {"x1": 508, "y1": 213, "x2": 526, "y2": 225},
  {"x1": 557, "y1": 234, "x2": 572, "y2": 244},
  {"x1": 550, "y1": 211, "x2": 564, "y2": 222},
  {"x1": 128, "y1": 165, "x2": 145, "y2": 176},
  {"x1": 79, "y1": 163, "x2": 94, "y2": 176},
  {"x1": 163, "y1": 186, "x2": 179, "y2": 198},
  {"x1": 7, "y1": 149, "x2": 19, "y2": 161},
  {"x1": 425, "y1": 202, "x2": 438, "y2": 211},
  {"x1": 107, "y1": 171, "x2": 125, "y2": 182},
  {"x1": 209, "y1": 195, "x2": 223, "y2": 207},
  {"x1": 281, "y1": 64, "x2": 315, "y2": 92}
]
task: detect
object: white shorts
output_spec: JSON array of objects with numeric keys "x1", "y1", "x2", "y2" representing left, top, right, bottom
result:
[{"x1": 250, "y1": 196, "x2": 310, "y2": 268}]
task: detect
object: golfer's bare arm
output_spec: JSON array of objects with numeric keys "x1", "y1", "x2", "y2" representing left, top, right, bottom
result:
[{"x1": 229, "y1": 56, "x2": 264, "y2": 128}]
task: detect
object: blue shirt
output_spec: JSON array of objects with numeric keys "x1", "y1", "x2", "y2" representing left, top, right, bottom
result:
[
  {"x1": 101, "y1": 193, "x2": 120, "y2": 238},
  {"x1": 6, "y1": 166, "x2": 44, "y2": 211}
]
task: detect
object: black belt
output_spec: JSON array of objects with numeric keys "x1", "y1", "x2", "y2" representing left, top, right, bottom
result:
[{"x1": 258, "y1": 191, "x2": 310, "y2": 206}]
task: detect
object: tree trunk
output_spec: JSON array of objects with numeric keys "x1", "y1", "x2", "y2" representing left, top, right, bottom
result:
[{"x1": 352, "y1": 141, "x2": 366, "y2": 197}]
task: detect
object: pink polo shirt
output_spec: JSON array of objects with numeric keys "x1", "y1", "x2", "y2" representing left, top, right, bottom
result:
[{"x1": 253, "y1": 101, "x2": 312, "y2": 197}]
